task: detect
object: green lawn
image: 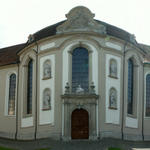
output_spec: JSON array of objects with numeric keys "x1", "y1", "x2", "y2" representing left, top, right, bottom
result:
[
  {"x1": 108, "y1": 148, "x2": 122, "y2": 150},
  {"x1": 38, "y1": 148, "x2": 51, "y2": 150},
  {"x1": 0, "y1": 147, "x2": 15, "y2": 150}
]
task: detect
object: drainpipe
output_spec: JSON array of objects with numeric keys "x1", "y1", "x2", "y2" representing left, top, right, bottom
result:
[
  {"x1": 121, "y1": 41, "x2": 127, "y2": 140},
  {"x1": 34, "y1": 40, "x2": 39, "y2": 140},
  {"x1": 142, "y1": 62, "x2": 144, "y2": 141},
  {"x1": 96, "y1": 97, "x2": 99, "y2": 138},
  {"x1": 15, "y1": 63, "x2": 20, "y2": 140},
  {"x1": 62, "y1": 99, "x2": 64, "y2": 138}
]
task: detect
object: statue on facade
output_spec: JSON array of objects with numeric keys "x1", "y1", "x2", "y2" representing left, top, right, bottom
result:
[
  {"x1": 76, "y1": 85, "x2": 84, "y2": 94},
  {"x1": 43, "y1": 89, "x2": 51, "y2": 110},
  {"x1": 43, "y1": 61, "x2": 51, "y2": 79},
  {"x1": 110, "y1": 59, "x2": 117, "y2": 77},
  {"x1": 109, "y1": 88, "x2": 117, "y2": 109}
]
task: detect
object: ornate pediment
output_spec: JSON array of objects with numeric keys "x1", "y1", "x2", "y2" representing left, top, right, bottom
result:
[{"x1": 56, "y1": 6, "x2": 106, "y2": 35}]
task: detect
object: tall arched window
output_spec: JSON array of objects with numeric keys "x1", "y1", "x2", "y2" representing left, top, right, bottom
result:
[
  {"x1": 72, "y1": 47, "x2": 89, "y2": 93},
  {"x1": 146, "y1": 74, "x2": 150, "y2": 116},
  {"x1": 27, "y1": 59, "x2": 33, "y2": 114},
  {"x1": 8, "y1": 74, "x2": 16, "y2": 115},
  {"x1": 127, "y1": 58, "x2": 134, "y2": 114}
]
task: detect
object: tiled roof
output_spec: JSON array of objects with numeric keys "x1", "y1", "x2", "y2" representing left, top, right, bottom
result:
[
  {"x1": 31, "y1": 20, "x2": 134, "y2": 44},
  {"x1": 0, "y1": 19, "x2": 147, "y2": 67},
  {"x1": 0, "y1": 43, "x2": 26, "y2": 67}
]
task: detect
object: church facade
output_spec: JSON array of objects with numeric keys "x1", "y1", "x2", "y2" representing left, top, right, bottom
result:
[{"x1": 0, "y1": 6, "x2": 150, "y2": 141}]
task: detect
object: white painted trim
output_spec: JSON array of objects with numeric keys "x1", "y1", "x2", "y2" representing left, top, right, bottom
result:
[
  {"x1": 62, "y1": 41, "x2": 99, "y2": 94},
  {"x1": 39, "y1": 54, "x2": 55, "y2": 125},
  {"x1": 22, "y1": 117, "x2": 33, "y2": 128},
  {"x1": 5, "y1": 71, "x2": 17, "y2": 116},
  {"x1": 105, "y1": 42, "x2": 121, "y2": 51},
  {"x1": 40, "y1": 42, "x2": 55, "y2": 51},
  {"x1": 105, "y1": 54, "x2": 121, "y2": 125},
  {"x1": 125, "y1": 116, "x2": 138, "y2": 128}
]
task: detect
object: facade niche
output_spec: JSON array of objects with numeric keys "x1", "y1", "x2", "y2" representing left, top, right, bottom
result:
[
  {"x1": 109, "y1": 59, "x2": 117, "y2": 78},
  {"x1": 43, "y1": 60, "x2": 51, "y2": 80},
  {"x1": 109, "y1": 87, "x2": 117, "y2": 109},
  {"x1": 43, "y1": 88, "x2": 51, "y2": 110}
]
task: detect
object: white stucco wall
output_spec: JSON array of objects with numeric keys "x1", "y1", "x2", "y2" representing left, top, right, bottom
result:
[
  {"x1": 125, "y1": 117, "x2": 138, "y2": 128},
  {"x1": 105, "y1": 54, "x2": 121, "y2": 124},
  {"x1": 39, "y1": 54, "x2": 55, "y2": 125},
  {"x1": 40, "y1": 42, "x2": 55, "y2": 51},
  {"x1": 105, "y1": 42, "x2": 122, "y2": 51}
]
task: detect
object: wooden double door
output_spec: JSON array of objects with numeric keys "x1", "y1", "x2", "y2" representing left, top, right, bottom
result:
[{"x1": 71, "y1": 109, "x2": 89, "y2": 139}]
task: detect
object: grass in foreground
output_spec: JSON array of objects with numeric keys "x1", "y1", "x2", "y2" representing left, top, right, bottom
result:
[
  {"x1": 38, "y1": 148, "x2": 51, "y2": 150},
  {"x1": 0, "y1": 146, "x2": 15, "y2": 150},
  {"x1": 108, "y1": 148, "x2": 122, "y2": 150}
]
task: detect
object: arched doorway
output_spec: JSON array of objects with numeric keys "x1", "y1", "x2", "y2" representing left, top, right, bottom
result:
[{"x1": 71, "y1": 109, "x2": 89, "y2": 139}]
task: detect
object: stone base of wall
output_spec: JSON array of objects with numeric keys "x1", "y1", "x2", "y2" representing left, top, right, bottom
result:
[
  {"x1": 0, "y1": 131, "x2": 16, "y2": 139},
  {"x1": 143, "y1": 135, "x2": 150, "y2": 141},
  {"x1": 17, "y1": 132, "x2": 35, "y2": 140},
  {"x1": 36, "y1": 131, "x2": 61, "y2": 140},
  {"x1": 100, "y1": 131, "x2": 122, "y2": 139},
  {"x1": 123, "y1": 133, "x2": 143, "y2": 141}
]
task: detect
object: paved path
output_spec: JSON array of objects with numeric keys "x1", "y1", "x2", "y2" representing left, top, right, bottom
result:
[{"x1": 0, "y1": 138, "x2": 150, "y2": 150}]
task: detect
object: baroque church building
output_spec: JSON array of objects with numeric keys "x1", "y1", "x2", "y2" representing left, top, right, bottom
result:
[{"x1": 0, "y1": 6, "x2": 150, "y2": 141}]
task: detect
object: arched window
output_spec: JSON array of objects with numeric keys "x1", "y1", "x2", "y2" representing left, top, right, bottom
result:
[
  {"x1": 146, "y1": 74, "x2": 150, "y2": 116},
  {"x1": 8, "y1": 74, "x2": 16, "y2": 115},
  {"x1": 43, "y1": 88, "x2": 51, "y2": 110},
  {"x1": 127, "y1": 58, "x2": 134, "y2": 114},
  {"x1": 27, "y1": 59, "x2": 33, "y2": 114},
  {"x1": 72, "y1": 47, "x2": 89, "y2": 93},
  {"x1": 109, "y1": 59, "x2": 117, "y2": 78},
  {"x1": 43, "y1": 60, "x2": 51, "y2": 79},
  {"x1": 109, "y1": 87, "x2": 117, "y2": 109}
]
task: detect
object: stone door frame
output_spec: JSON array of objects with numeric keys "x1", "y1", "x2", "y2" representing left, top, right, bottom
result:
[{"x1": 61, "y1": 94, "x2": 99, "y2": 141}]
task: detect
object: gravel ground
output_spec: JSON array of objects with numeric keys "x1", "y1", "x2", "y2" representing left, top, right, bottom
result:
[{"x1": 0, "y1": 138, "x2": 150, "y2": 150}]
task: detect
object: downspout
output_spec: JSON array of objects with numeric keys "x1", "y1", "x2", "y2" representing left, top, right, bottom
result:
[
  {"x1": 121, "y1": 41, "x2": 127, "y2": 140},
  {"x1": 96, "y1": 96, "x2": 99, "y2": 138},
  {"x1": 62, "y1": 99, "x2": 64, "y2": 138},
  {"x1": 15, "y1": 63, "x2": 20, "y2": 140},
  {"x1": 142, "y1": 62, "x2": 144, "y2": 141},
  {"x1": 34, "y1": 40, "x2": 39, "y2": 140}
]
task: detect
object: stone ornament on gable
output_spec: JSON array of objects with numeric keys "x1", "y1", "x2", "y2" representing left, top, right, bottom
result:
[{"x1": 56, "y1": 6, "x2": 106, "y2": 35}]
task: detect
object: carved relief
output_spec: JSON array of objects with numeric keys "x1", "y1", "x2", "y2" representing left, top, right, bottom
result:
[
  {"x1": 56, "y1": 6, "x2": 106, "y2": 34},
  {"x1": 43, "y1": 88, "x2": 51, "y2": 110},
  {"x1": 43, "y1": 60, "x2": 51, "y2": 80},
  {"x1": 109, "y1": 88, "x2": 117, "y2": 109},
  {"x1": 109, "y1": 59, "x2": 117, "y2": 78}
]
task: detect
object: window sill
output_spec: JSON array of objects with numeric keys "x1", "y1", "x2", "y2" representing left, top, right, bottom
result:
[
  {"x1": 108, "y1": 107, "x2": 117, "y2": 110},
  {"x1": 127, "y1": 114, "x2": 137, "y2": 119},
  {"x1": 23, "y1": 114, "x2": 32, "y2": 118},
  {"x1": 42, "y1": 108, "x2": 51, "y2": 111},
  {"x1": 42, "y1": 76, "x2": 52, "y2": 80},
  {"x1": 108, "y1": 75, "x2": 118, "y2": 79},
  {"x1": 5, "y1": 114, "x2": 16, "y2": 117}
]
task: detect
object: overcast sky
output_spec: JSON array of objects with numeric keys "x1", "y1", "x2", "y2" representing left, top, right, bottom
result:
[{"x1": 0, "y1": 0, "x2": 150, "y2": 48}]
